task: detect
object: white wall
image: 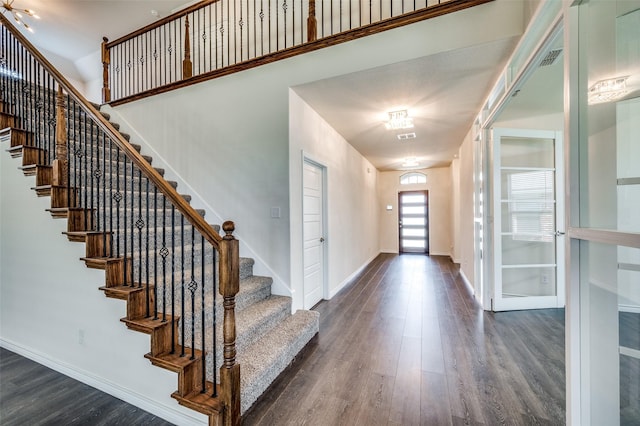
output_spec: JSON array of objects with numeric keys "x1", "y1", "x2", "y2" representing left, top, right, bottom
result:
[
  {"x1": 457, "y1": 130, "x2": 476, "y2": 287},
  {"x1": 109, "y1": 0, "x2": 526, "y2": 309},
  {"x1": 289, "y1": 91, "x2": 379, "y2": 304},
  {"x1": 0, "y1": 151, "x2": 207, "y2": 425},
  {"x1": 378, "y1": 166, "x2": 452, "y2": 257}
]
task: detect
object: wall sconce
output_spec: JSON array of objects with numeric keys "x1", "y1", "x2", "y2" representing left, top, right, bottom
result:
[{"x1": 588, "y1": 76, "x2": 629, "y2": 104}]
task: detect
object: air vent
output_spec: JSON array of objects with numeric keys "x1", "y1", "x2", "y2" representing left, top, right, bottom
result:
[
  {"x1": 397, "y1": 132, "x2": 416, "y2": 141},
  {"x1": 539, "y1": 49, "x2": 562, "y2": 67}
]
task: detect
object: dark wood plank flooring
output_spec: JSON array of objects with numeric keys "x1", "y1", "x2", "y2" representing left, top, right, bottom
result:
[
  {"x1": 0, "y1": 347, "x2": 174, "y2": 425},
  {"x1": 1, "y1": 254, "x2": 566, "y2": 425},
  {"x1": 244, "y1": 254, "x2": 566, "y2": 425}
]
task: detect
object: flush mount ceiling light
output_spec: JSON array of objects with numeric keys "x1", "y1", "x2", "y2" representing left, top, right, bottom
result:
[
  {"x1": 588, "y1": 76, "x2": 629, "y2": 104},
  {"x1": 385, "y1": 109, "x2": 413, "y2": 130},
  {"x1": 397, "y1": 132, "x2": 416, "y2": 141},
  {"x1": 402, "y1": 157, "x2": 420, "y2": 168},
  {"x1": 1, "y1": 1, "x2": 39, "y2": 32}
]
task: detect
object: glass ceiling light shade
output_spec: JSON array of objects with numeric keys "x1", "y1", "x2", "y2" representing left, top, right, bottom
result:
[
  {"x1": 385, "y1": 109, "x2": 414, "y2": 130},
  {"x1": 588, "y1": 76, "x2": 629, "y2": 104},
  {"x1": 2, "y1": 1, "x2": 39, "y2": 32},
  {"x1": 402, "y1": 157, "x2": 420, "y2": 168}
]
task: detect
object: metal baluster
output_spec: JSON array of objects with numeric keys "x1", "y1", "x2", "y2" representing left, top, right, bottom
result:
[
  {"x1": 200, "y1": 234, "x2": 206, "y2": 392},
  {"x1": 171, "y1": 205, "x2": 176, "y2": 353},
  {"x1": 102, "y1": 133, "x2": 107, "y2": 257},
  {"x1": 90, "y1": 115, "x2": 95, "y2": 231},
  {"x1": 189, "y1": 226, "x2": 196, "y2": 360},
  {"x1": 145, "y1": 177, "x2": 150, "y2": 317},
  {"x1": 161, "y1": 195, "x2": 167, "y2": 322},
  {"x1": 108, "y1": 137, "x2": 114, "y2": 258},
  {"x1": 154, "y1": 186, "x2": 159, "y2": 320},
  {"x1": 123, "y1": 155, "x2": 128, "y2": 286},
  {"x1": 212, "y1": 244, "x2": 218, "y2": 397},
  {"x1": 130, "y1": 159, "x2": 135, "y2": 285},
  {"x1": 115, "y1": 147, "x2": 121, "y2": 260},
  {"x1": 181, "y1": 215, "x2": 186, "y2": 357},
  {"x1": 137, "y1": 168, "x2": 143, "y2": 289}
]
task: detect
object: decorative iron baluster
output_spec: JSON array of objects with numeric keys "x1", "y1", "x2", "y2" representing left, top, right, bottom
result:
[
  {"x1": 145, "y1": 177, "x2": 150, "y2": 317},
  {"x1": 137, "y1": 168, "x2": 144, "y2": 290},
  {"x1": 130, "y1": 159, "x2": 135, "y2": 286},
  {"x1": 160, "y1": 197, "x2": 168, "y2": 322},
  {"x1": 154, "y1": 186, "x2": 159, "y2": 320},
  {"x1": 114, "y1": 146, "x2": 121, "y2": 258},
  {"x1": 212, "y1": 242, "x2": 218, "y2": 397},
  {"x1": 181, "y1": 215, "x2": 186, "y2": 357},
  {"x1": 189, "y1": 225, "x2": 196, "y2": 360},
  {"x1": 123, "y1": 155, "x2": 128, "y2": 286},
  {"x1": 171, "y1": 204, "x2": 176, "y2": 353},
  {"x1": 201, "y1": 234, "x2": 207, "y2": 392}
]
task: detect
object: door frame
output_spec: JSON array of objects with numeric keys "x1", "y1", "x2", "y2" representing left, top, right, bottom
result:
[
  {"x1": 302, "y1": 155, "x2": 328, "y2": 305},
  {"x1": 491, "y1": 127, "x2": 565, "y2": 311}
]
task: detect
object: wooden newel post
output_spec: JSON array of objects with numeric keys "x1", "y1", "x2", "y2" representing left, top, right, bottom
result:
[
  {"x1": 219, "y1": 221, "x2": 241, "y2": 426},
  {"x1": 182, "y1": 16, "x2": 193, "y2": 79},
  {"x1": 307, "y1": 0, "x2": 317, "y2": 42},
  {"x1": 54, "y1": 86, "x2": 68, "y2": 187},
  {"x1": 101, "y1": 37, "x2": 111, "y2": 103}
]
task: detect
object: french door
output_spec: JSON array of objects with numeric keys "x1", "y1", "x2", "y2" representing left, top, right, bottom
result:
[
  {"x1": 492, "y1": 128, "x2": 564, "y2": 311},
  {"x1": 398, "y1": 191, "x2": 428, "y2": 254}
]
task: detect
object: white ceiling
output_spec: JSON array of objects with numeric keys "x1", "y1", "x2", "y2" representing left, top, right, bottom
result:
[
  {"x1": 6, "y1": 0, "x2": 191, "y2": 60},
  {"x1": 293, "y1": 37, "x2": 519, "y2": 170},
  {"x1": 8, "y1": 0, "x2": 531, "y2": 172}
]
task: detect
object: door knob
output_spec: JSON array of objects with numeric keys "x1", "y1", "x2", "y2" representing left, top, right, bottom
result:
[
  {"x1": 555, "y1": 231, "x2": 565, "y2": 236},
  {"x1": 320, "y1": 237, "x2": 325, "y2": 243}
]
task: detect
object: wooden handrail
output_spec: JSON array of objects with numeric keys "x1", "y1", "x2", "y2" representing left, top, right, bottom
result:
[
  {"x1": 0, "y1": 13, "x2": 222, "y2": 248},
  {"x1": 106, "y1": 0, "x2": 494, "y2": 106},
  {"x1": 106, "y1": 0, "x2": 218, "y2": 49}
]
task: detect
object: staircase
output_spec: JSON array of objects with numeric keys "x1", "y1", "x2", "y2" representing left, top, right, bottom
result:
[{"x1": 0, "y1": 17, "x2": 318, "y2": 425}]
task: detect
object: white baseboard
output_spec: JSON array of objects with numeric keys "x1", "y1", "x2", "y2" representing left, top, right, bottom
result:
[
  {"x1": 328, "y1": 252, "x2": 380, "y2": 299},
  {"x1": 460, "y1": 269, "x2": 474, "y2": 295},
  {"x1": 0, "y1": 338, "x2": 207, "y2": 426}
]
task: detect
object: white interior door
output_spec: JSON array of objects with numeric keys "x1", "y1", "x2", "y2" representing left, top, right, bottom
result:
[
  {"x1": 492, "y1": 128, "x2": 565, "y2": 311},
  {"x1": 303, "y1": 160, "x2": 325, "y2": 309}
]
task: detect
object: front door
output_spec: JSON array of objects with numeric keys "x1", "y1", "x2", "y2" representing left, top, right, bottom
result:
[
  {"x1": 302, "y1": 160, "x2": 325, "y2": 309},
  {"x1": 398, "y1": 190, "x2": 429, "y2": 254},
  {"x1": 491, "y1": 128, "x2": 564, "y2": 311}
]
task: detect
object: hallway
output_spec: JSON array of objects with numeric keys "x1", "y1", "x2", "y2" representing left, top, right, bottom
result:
[{"x1": 244, "y1": 254, "x2": 566, "y2": 425}]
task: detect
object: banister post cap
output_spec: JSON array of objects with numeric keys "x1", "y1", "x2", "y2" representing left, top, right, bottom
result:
[{"x1": 222, "y1": 221, "x2": 235, "y2": 239}]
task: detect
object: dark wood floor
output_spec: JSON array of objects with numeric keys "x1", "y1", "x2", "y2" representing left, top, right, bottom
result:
[
  {"x1": 0, "y1": 254, "x2": 566, "y2": 425},
  {"x1": 244, "y1": 254, "x2": 566, "y2": 425},
  {"x1": 0, "y1": 347, "x2": 174, "y2": 426}
]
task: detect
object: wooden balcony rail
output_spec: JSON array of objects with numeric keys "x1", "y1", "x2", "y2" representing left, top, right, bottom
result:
[
  {"x1": 102, "y1": 0, "x2": 492, "y2": 104},
  {"x1": 1, "y1": 14, "x2": 240, "y2": 425}
]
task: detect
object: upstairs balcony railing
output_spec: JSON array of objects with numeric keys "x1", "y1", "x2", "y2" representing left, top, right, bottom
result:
[{"x1": 102, "y1": 0, "x2": 492, "y2": 104}]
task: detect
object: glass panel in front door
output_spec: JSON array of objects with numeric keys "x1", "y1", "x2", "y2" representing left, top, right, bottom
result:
[{"x1": 399, "y1": 191, "x2": 428, "y2": 254}]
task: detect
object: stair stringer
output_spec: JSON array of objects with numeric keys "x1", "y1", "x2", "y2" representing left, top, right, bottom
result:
[{"x1": 0, "y1": 149, "x2": 211, "y2": 426}]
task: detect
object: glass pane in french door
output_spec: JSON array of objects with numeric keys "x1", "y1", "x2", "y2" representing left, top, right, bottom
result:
[
  {"x1": 500, "y1": 136, "x2": 556, "y2": 299},
  {"x1": 399, "y1": 191, "x2": 428, "y2": 254}
]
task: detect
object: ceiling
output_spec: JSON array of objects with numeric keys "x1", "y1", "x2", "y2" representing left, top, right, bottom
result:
[
  {"x1": 293, "y1": 37, "x2": 519, "y2": 170},
  {"x1": 7, "y1": 0, "x2": 529, "y2": 172},
  {"x1": 5, "y1": 0, "x2": 192, "y2": 61}
]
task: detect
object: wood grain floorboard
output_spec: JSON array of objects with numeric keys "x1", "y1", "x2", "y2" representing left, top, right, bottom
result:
[
  {"x1": 0, "y1": 254, "x2": 567, "y2": 425},
  {"x1": 0, "y1": 347, "x2": 174, "y2": 425},
  {"x1": 244, "y1": 254, "x2": 566, "y2": 425}
]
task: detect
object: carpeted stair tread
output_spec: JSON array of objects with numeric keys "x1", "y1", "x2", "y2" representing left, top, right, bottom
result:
[
  {"x1": 238, "y1": 309, "x2": 319, "y2": 413},
  {"x1": 234, "y1": 295, "x2": 291, "y2": 350},
  {"x1": 234, "y1": 275, "x2": 273, "y2": 311}
]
